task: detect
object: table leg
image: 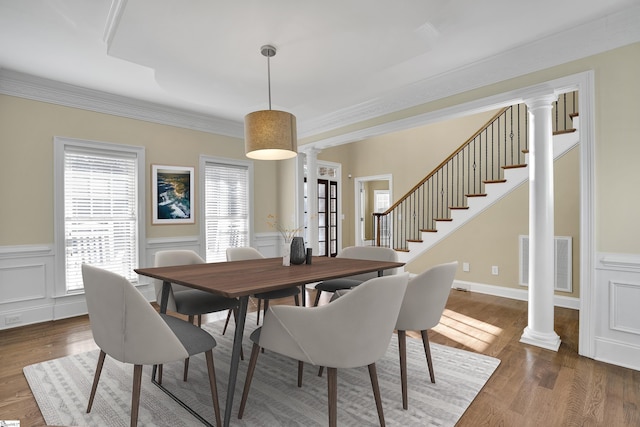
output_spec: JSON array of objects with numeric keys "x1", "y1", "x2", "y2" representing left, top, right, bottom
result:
[
  {"x1": 224, "y1": 296, "x2": 249, "y2": 427},
  {"x1": 153, "y1": 280, "x2": 172, "y2": 382}
]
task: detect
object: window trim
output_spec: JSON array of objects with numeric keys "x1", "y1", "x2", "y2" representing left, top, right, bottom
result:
[
  {"x1": 199, "y1": 155, "x2": 254, "y2": 259},
  {"x1": 53, "y1": 136, "x2": 146, "y2": 297}
]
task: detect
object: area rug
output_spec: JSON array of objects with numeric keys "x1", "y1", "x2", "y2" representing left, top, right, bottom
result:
[{"x1": 24, "y1": 313, "x2": 500, "y2": 426}]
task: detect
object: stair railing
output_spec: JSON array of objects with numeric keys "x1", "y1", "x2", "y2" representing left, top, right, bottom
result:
[{"x1": 373, "y1": 92, "x2": 578, "y2": 251}]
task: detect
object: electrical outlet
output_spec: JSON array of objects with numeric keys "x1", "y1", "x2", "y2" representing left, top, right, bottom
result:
[
  {"x1": 5, "y1": 314, "x2": 21, "y2": 325},
  {"x1": 491, "y1": 266, "x2": 499, "y2": 275},
  {"x1": 463, "y1": 262, "x2": 470, "y2": 272}
]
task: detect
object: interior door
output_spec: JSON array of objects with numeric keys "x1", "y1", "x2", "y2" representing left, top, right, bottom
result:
[{"x1": 318, "y1": 179, "x2": 338, "y2": 257}]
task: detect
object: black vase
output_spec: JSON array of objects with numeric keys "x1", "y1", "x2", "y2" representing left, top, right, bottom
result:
[{"x1": 290, "y1": 237, "x2": 306, "y2": 265}]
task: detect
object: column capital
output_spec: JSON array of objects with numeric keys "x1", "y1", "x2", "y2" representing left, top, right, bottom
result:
[
  {"x1": 299, "y1": 146, "x2": 322, "y2": 158},
  {"x1": 523, "y1": 91, "x2": 558, "y2": 111}
]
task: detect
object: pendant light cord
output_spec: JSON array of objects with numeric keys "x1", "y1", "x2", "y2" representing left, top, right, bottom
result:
[{"x1": 267, "y1": 53, "x2": 272, "y2": 110}]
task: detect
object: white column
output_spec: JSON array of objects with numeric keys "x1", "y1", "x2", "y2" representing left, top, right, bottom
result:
[
  {"x1": 520, "y1": 94, "x2": 561, "y2": 352},
  {"x1": 304, "y1": 148, "x2": 321, "y2": 254}
]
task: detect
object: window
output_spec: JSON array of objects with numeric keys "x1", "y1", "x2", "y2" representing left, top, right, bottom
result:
[
  {"x1": 54, "y1": 137, "x2": 145, "y2": 294},
  {"x1": 200, "y1": 156, "x2": 252, "y2": 262}
]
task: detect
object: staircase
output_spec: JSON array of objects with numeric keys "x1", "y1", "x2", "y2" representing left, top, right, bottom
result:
[{"x1": 373, "y1": 93, "x2": 580, "y2": 265}]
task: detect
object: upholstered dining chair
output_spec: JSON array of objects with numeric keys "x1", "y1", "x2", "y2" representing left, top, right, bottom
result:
[
  {"x1": 225, "y1": 246, "x2": 301, "y2": 325},
  {"x1": 154, "y1": 249, "x2": 238, "y2": 380},
  {"x1": 312, "y1": 245, "x2": 400, "y2": 306},
  {"x1": 82, "y1": 264, "x2": 222, "y2": 427},
  {"x1": 238, "y1": 273, "x2": 409, "y2": 427},
  {"x1": 395, "y1": 261, "x2": 458, "y2": 409}
]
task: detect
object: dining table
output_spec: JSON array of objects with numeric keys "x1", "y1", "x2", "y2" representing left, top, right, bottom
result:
[{"x1": 135, "y1": 255, "x2": 405, "y2": 427}]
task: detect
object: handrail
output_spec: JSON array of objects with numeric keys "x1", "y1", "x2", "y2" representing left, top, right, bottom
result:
[{"x1": 373, "y1": 91, "x2": 578, "y2": 250}]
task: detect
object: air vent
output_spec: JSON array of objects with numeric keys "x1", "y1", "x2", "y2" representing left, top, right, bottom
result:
[{"x1": 519, "y1": 235, "x2": 572, "y2": 292}]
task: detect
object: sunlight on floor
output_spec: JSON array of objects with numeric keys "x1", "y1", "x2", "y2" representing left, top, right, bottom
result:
[{"x1": 432, "y1": 309, "x2": 503, "y2": 352}]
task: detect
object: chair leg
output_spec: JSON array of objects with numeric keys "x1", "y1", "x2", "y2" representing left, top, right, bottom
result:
[
  {"x1": 158, "y1": 364, "x2": 163, "y2": 385},
  {"x1": 256, "y1": 299, "x2": 262, "y2": 325},
  {"x1": 327, "y1": 367, "x2": 338, "y2": 427},
  {"x1": 313, "y1": 290, "x2": 322, "y2": 307},
  {"x1": 318, "y1": 366, "x2": 324, "y2": 377},
  {"x1": 197, "y1": 314, "x2": 202, "y2": 327},
  {"x1": 87, "y1": 350, "x2": 106, "y2": 413},
  {"x1": 398, "y1": 330, "x2": 408, "y2": 409},
  {"x1": 294, "y1": 294, "x2": 300, "y2": 306},
  {"x1": 222, "y1": 309, "x2": 233, "y2": 335},
  {"x1": 131, "y1": 364, "x2": 143, "y2": 427},
  {"x1": 188, "y1": 314, "x2": 195, "y2": 325},
  {"x1": 238, "y1": 342, "x2": 261, "y2": 419},
  {"x1": 205, "y1": 349, "x2": 222, "y2": 427},
  {"x1": 368, "y1": 363, "x2": 385, "y2": 427},
  {"x1": 421, "y1": 330, "x2": 435, "y2": 383},
  {"x1": 298, "y1": 361, "x2": 304, "y2": 387},
  {"x1": 183, "y1": 358, "x2": 189, "y2": 382}
]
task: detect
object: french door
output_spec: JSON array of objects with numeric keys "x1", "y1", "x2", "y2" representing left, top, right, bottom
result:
[{"x1": 317, "y1": 179, "x2": 338, "y2": 257}]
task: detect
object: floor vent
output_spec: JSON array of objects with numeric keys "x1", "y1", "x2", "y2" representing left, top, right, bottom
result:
[{"x1": 519, "y1": 235, "x2": 572, "y2": 292}]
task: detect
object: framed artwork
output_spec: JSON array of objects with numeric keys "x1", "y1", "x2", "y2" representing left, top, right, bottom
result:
[{"x1": 152, "y1": 165, "x2": 194, "y2": 224}]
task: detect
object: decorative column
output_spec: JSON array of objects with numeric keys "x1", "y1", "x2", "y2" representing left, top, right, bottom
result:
[{"x1": 520, "y1": 93, "x2": 561, "y2": 352}]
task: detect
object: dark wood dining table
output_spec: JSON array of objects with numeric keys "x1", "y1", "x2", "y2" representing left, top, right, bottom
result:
[{"x1": 135, "y1": 255, "x2": 404, "y2": 427}]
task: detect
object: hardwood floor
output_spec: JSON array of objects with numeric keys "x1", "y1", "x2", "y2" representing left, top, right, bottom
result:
[{"x1": 1, "y1": 289, "x2": 638, "y2": 426}]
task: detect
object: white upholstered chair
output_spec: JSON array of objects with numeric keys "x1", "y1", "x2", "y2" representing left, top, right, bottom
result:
[
  {"x1": 238, "y1": 273, "x2": 409, "y2": 427},
  {"x1": 225, "y1": 246, "x2": 301, "y2": 324},
  {"x1": 395, "y1": 261, "x2": 458, "y2": 409},
  {"x1": 312, "y1": 245, "x2": 399, "y2": 306},
  {"x1": 82, "y1": 264, "x2": 222, "y2": 427},
  {"x1": 154, "y1": 249, "x2": 238, "y2": 380}
]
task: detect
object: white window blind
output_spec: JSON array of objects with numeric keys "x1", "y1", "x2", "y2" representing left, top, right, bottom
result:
[
  {"x1": 63, "y1": 147, "x2": 139, "y2": 291},
  {"x1": 204, "y1": 161, "x2": 250, "y2": 262}
]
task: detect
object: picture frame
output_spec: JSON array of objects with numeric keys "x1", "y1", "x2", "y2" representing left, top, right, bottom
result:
[{"x1": 152, "y1": 165, "x2": 195, "y2": 224}]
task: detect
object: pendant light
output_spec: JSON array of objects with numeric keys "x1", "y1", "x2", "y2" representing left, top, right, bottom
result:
[{"x1": 244, "y1": 45, "x2": 297, "y2": 160}]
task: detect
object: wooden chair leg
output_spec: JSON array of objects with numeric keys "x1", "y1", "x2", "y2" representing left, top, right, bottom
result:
[
  {"x1": 197, "y1": 314, "x2": 202, "y2": 327},
  {"x1": 327, "y1": 367, "x2": 338, "y2": 427},
  {"x1": 298, "y1": 361, "x2": 304, "y2": 387},
  {"x1": 188, "y1": 314, "x2": 195, "y2": 325},
  {"x1": 398, "y1": 330, "x2": 408, "y2": 409},
  {"x1": 238, "y1": 342, "x2": 261, "y2": 419},
  {"x1": 131, "y1": 364, "x2": 143, "y2": 427},
  {"x1": 158, "y1": 364, "x2": 163, "y2": 385},
  {"x1": 421, "y1": 330, "x2": 435, "y2": 383},
  {"x1": 294, "y1": 294, "x2": 300, "y2": 306},
  {"x1": 205, "y1": 350, "x2": 222, "y2": 427},
  {"x1": 183, "y1": 358, "x2": 189, "y2": 381},
  {"x1": 313, "y1": 290, "x2": 322, "y2": 307},
  {"x1": 368, "y1": 363, "x2": 385, "y2": 427},
  {"x1": 87, "y1": 350, "x2": 106, "y2": 413},
  {"x1": 318, "y1": 366, "x2": 324, "y2": 377}
]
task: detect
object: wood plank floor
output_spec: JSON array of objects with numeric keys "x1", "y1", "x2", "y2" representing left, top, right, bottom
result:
[{"x1": 1, "y1": 289, "x2": 638, "y2": 426}]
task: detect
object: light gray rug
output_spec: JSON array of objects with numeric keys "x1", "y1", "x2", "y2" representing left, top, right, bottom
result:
[{"x1": 24, "y1": 313, "x2": 500, "y2": 426}]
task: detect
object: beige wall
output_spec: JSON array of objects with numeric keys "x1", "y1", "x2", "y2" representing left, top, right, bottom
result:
[{"x1": 0, "y1": 95, "x2": 279, "y2": 246}]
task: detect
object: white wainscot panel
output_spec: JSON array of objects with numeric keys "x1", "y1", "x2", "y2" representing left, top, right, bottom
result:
[
  {"x1": 610, "y1": 280, "x2": 640, "y2": 335},
  {"x1": 0, "y1": 263, "x2": 46, "y2": 303}
]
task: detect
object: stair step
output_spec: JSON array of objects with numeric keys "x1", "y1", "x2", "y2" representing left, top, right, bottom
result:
[
  {"x1": 553, "y1": 128, "x2": 576, "y2": 136},
  {"x1": 449, "y1": 206, "x2": 469, "y2": 210},
  {"x1": 434, "y1": 218, "x2": 453, "y2": 222},
  {"x1": 420, "y1": 229, "x2": 438, "y2": 233},
  {"x1": 569, "y1": 112, "x2": 579, "y2": 119},
  {"x1": 395, "y1": 248, "x2": 410, "y2": 252},
  {"x1": 483, "y1": 179, "x2": 507, "y2": 184},
  {"x1": 502, "y1": 164, "x2": 527, "y2": 170},
  {"x1": 466, "y1": 193, "x2": 487, "y2": 197},
  {"x1": 522, "y1": 149, "x2": 529, "y2": 154},
  {"x1": 407, "y1": 239, "x2": 423, "y2": 243}
]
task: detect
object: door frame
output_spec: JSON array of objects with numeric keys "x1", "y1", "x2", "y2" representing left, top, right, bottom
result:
[{"x1": 354, "y1": 174, "x2": 393, "y2": 246}]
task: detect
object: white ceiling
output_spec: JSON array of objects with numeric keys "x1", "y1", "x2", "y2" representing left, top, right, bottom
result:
[{"x1": 1, "y1": 0, "x2": 639, "y2": 140}]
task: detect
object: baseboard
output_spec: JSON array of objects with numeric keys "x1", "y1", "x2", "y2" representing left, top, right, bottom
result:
[
  {"x1": 453, "y1": 279, "x2": 580, "y2": 310},
  {"x1": 594, "y1": 337, "x2": 640, "y2": 371}
]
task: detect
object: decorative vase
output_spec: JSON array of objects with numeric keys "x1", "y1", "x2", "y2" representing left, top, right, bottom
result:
[
  {"x1": 282, "y1": 242, "x2": 291, "y2": 266},
  {"x1": 290, "y1": 237, "x2": 306, "y2": 265}
]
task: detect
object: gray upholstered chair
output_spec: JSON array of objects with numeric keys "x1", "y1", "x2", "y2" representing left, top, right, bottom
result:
[
  {"x1": 225, "y1": 246, "x2": 301, "y2": 324},
  {"x1": 82, "y1": 264, "x2": 222, "y2": 427},
  {"x1": 154, "y1": 249, "x2": 239, "y2": 380},
  {"x1": 396, "y1": 261, "x2": 458, "y2": 409},
  {"x1": 238, "y1": 273, "x2": 409, "y2": 427},
  {"x1": 312, "y1": 245, "x2": 399, "y2": 306}
]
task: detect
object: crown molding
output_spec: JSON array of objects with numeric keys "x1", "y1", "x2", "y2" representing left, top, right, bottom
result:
[
  {"x1": 299, "y1": 4, "x2": 640, "y2": 139},
  {"x1": 0, "y1": 69, "x2": 244, "y2": 138}
]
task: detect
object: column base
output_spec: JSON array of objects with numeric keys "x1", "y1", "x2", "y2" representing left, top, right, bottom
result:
[{"x1": 520, "y1": 326, "x2": 561, "y2": 352}]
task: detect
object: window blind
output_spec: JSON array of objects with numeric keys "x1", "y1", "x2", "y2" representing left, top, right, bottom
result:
[
  {"x1": 63, "y1": 148, "x2": 139, "y2": 291},
  {"x1": 204, "y1": 162, "x2": 249, "y2": 262}
]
